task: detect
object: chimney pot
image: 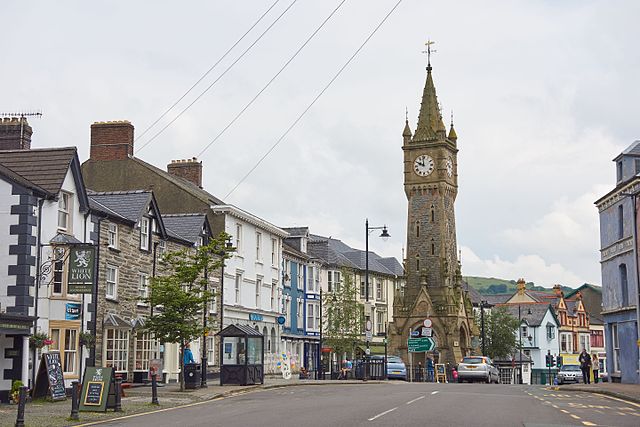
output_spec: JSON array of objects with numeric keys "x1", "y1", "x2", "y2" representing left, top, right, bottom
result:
[
  {"x1": 167, "y1": 157, "x2": 203, "y2": 188},
  {"x1": 0, "y1": 116, "x2": 32, "y2": 150}
]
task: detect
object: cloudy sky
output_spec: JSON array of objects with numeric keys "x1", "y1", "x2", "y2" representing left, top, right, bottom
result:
[{"x1": 3, "y1": 1, "x2": 639, "y2": 288}]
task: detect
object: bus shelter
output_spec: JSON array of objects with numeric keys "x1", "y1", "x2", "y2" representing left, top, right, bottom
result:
[{"x1": 218, "y1": 324, "x2": 264, "y2": 385}]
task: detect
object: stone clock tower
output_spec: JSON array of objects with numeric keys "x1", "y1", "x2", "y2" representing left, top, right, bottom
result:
[{"x1": 389, "y1": 54, "x2": 476, "y2": 366}]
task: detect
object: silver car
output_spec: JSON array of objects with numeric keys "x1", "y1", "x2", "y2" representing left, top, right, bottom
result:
[
  {"x1": 557, "y1": 364, "x2": 582, "y2": 384},
  {"x1": 457, "y1": 356, "x2": 500, "y2": 383}
]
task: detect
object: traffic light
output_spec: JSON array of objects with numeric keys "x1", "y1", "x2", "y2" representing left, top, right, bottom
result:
[
  {"x1": 545, "y1": 354, "x2": 555, "y2": 368},
  {"x1": 556, "y1": 355, "x2": 563, "y2": 367}
]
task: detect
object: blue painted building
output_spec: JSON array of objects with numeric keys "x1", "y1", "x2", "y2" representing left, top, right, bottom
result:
[{"x1": 595, "y1": 140, "x2": 640, "y2": 383}]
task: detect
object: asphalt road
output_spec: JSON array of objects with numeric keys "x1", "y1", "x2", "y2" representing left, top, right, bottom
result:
[{"x1": 90, "y1": 382, "x2": 640, "y2": 427}]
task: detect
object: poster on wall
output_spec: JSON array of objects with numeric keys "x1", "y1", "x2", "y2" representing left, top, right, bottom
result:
[{"x1": 65, "y1": 302, "x2": 81, "y2": 320}]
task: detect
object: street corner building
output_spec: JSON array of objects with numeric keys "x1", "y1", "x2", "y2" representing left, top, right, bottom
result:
[
  {"x1": 0, "y1": 117, "x2": 95, "y2": 401},
  {"x1": 595, "y1": 140, "x2": 640, "y2": 384}
]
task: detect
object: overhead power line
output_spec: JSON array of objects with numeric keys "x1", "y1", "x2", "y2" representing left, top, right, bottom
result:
[
  {"x1": 224, "y1": 0, "x2": 404, "y2": 200},
  {"x1": 134, "y1": 0, "x2": 282, "y2": 144},
  {"x1": 136, "y1": 0, "x2": 298, "y2": 154},
  {"x1": 197, "y1": 0, "x2": 347, "y2": 159}
]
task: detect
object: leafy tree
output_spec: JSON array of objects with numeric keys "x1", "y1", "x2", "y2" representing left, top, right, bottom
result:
[
  {"x1": 144, "y1": 232, "x2": 234, "y2": 391},
  {"x1": 476, "y1": 306, "x2": 519, "y2": 360},
  {"x1": 322, "y1": 269, "x2": 363, "y2": 365}
]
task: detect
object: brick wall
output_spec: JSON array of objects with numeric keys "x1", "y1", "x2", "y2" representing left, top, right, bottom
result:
[
  {"x1": 0, "y1": 117, "x2": 32, "y2": 150},
  {"x1": 167, "y1": 158, "x2": 203, "y2": 188},
  {"x1": 90, "y1": 121, "x2": 134, "y2": 161}
]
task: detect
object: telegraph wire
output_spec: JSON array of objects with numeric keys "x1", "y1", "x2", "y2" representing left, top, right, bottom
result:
[
  {"x1": 196, "y1": 0, "x2": 347, "y2": 159},
  {"x1": 224, "y1": 0, "x2": 404, "y2": 199},
  {"x1": 134, "y1": 0, "x2": 282, "y2": 144},
  {"x1": 136, "y1": 0, "x2": 298, "y2": 154}
]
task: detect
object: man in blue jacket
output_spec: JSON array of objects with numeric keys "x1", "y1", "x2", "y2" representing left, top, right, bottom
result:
[{"x1": 184, "y1": 342, "x2": 196, "y2": 365}]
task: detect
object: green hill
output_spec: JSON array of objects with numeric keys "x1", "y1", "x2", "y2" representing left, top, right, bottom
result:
[{"x1": 463, "y1": 276, "x2": 574, "y2": 296}]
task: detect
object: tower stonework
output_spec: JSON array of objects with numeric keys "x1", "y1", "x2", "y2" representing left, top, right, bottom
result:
[{"x1": 389, "y1": 58, "x2": 476, "y2": 367}]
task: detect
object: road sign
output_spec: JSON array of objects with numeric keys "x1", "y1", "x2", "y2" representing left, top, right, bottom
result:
[
  {"x1": 365, "y1": 348, "x2": 371, "y2": 356},
  {"x1": 410, "y1": 330, "x2": 420, "y2": 337},
  {"x1": 365, "y1": 331, "x2": 372, "y2": 342},
  {"x1": 423, "y1": 319, "x2": 432, "y2": 328},
  {"x1": 421, "y1": 327, "x2": 432, "y2": 337},
  {"x1": 407, "y1": 337, "x2": 435, "y2": 352}
]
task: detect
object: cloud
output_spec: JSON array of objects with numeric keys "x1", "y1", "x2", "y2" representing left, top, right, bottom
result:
[{"x1": 461, "y1": 246, "x2": 586, "y2": 288}]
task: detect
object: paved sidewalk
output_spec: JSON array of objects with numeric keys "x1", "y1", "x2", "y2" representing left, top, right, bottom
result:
[
  {"x1": 0, "y1": 378, "x2": 383, "y2": 427},
  {"x1": 553, "y1": 382, "x2": 640, "y2": 404}
]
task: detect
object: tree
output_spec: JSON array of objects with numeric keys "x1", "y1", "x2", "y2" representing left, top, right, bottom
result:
[
  {"x1": 144, "y1": 232, "x2": 234, "y2": 391},
  {"x1": 477, "y1": 306, "x2": 519, "y2": 360},
  {"x1": 322, "y1": 269, "x2": 363, "y2": 366}
]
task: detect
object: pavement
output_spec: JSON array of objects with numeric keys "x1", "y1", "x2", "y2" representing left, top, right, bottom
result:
[
  {"x1": 0, "y1": 377, "x2": 384, "y2": 427},
  {"x1": 553, "y1": 381, "x2": 640, "y2": 404}
]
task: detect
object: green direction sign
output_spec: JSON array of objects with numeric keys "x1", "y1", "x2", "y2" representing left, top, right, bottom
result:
[{"x1": 408, "y1": 337, "x2": 435, "y2": 352}]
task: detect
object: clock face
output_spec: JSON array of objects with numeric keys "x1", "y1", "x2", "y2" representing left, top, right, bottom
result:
[
  {"x1": 414, "y1": 155, "x2": 434, "y2": 176},
  {"x1": 446, "y1": 158, "x2": 453, "y2": 177}
]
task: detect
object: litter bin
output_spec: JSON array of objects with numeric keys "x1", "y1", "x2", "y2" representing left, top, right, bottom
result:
[{"x1": 184, "y1": 363, "x2": 201, "y2": 389}]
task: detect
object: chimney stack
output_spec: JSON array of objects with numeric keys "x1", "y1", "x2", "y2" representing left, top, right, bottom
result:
[
  {"x1": 0, "y1": 117, "x2": 32, "y2": 150},
  {"x1": 167, "y1": 158, "x2": 203, "y2": 188},
  {"x1": 90, "y1": 121, "x2": 134, "y2": 161}
]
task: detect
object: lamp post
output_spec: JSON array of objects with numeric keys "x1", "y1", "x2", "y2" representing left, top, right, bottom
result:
[
  {"x1": 480, "y1": 300, "x2": 487, "y2": 356},
  {"x1": 518, "y1": 303, "x2": 522, "y2": 384},
  {"x1": 364, "y1": 219, "x2": 390, "y2": 380}
]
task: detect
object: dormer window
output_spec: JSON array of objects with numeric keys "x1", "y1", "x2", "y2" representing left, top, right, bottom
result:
[
  {"x1": 140, "y1": 217, "x2": 150, "y2": 251},
  {"x1": 107, "y1": 223, "x2": 119, "y2": 249},
  {"x1": 617, "y1": 161, "x2": 623, "y2": 181},
  {"x1": 57, "y1": 192, "x2": 72, "y2": 232}
]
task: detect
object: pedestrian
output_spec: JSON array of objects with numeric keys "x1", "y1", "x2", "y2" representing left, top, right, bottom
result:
[
  {"x1": 417, "y1": 361, "x2": 423, "y2": 382},
  {"x1": 592, "y1": 354, "x2": 600, "y2": 384},
  {"x1": 578, "y1": 348, "x2": 591, "y2": 384},
  {"x1": 184, "y1": 342, "x2": 196, "y2": 365},
  {"x1": 452, "y1": 367, "x2": 458, "y2": 382},
  {"x1": 426, "y1": 357, "x2": 434, "y2": 382}
]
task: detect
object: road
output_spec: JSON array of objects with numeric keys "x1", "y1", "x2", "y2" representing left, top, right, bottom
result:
[{"x1": 91, "y1": 382, "x2": 640, "y2": 427}]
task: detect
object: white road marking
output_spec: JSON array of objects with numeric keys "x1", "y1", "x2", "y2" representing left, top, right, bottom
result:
[
  {"x1": 406, "y1": 396, "x2": 425, "y2": 405},
  {"x1": 368, "y1": 407, "x2": 398, "y2": 421},
  {"x1": 431, "y1": 391, "x2": 439, "y2": 395}
]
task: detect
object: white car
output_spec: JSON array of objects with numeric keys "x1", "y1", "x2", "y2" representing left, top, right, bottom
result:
[{"x1": 457, "y1": 356, "x2": 500, "y2": 383}]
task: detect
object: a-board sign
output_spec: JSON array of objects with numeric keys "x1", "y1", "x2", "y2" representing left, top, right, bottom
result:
[
  {"x1": 435, "y1": 363, "x2": 447, "y2": 383},
  {"x1": 79, "y1": 367, "x2": 114, "y2": 412},
  {"x1": 32, "y1": 352, "x2": 66, "y2": 401}
]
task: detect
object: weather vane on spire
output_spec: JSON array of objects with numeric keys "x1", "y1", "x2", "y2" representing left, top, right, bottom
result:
[{"x1": 422, "y1": 39, "x2": 436, "y2": 68}]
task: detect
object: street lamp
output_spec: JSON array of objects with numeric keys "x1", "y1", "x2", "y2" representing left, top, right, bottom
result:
[
  {"x1": 517, "y1": 304, "x2": 532, "y2": 385},
  {"x1": 364, "y1": 219, "x2": 390, "y2": 380},
  {"x1": 480, "y1": 300, "x2": 487, "y2": 356},
  {"x1": 201, "y1": 235, "x2": 233, "y2": 388}
]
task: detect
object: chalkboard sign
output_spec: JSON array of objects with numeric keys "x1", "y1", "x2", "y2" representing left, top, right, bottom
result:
[
  {"x1": 83, "y1": 382, "x2": 104, "y2": 405},
  {"x1": 79, "y1": 367, "x2": 114, "y2": 412},
  {"x1": 33, "y1": 352, "x2": 67, "y2": 401},
  {"x1": 435, "y1": 363, "x2": 447, "y2": 383}
]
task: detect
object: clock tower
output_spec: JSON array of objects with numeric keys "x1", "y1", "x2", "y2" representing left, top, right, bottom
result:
[{"x1": 389, "y1": 51, "x2": 476, "y2": 366}]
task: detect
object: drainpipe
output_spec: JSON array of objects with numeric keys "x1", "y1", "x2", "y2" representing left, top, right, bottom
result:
[{"x1": 31, "y1": 198, "x2": 44, "y2": 388}]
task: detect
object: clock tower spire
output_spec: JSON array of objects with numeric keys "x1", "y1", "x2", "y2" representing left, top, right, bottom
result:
[{"x1": 389, "y1": 43, "x2": 476, "y2": 367}]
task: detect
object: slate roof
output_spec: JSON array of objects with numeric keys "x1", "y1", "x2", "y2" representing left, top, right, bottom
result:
[
  {"x1": 130, "y1": 156, "x2": 224, "y2": 205},
  {"x1": 283, "y1": 242, "x2": 309, "y2": 261},
  {"x1": 282, "y1": 227, "x2": 309, "y2": 237},
  {"x1": 218, "y1": 323, "x2": 263, "y2": 337},
  {"x1": 88, "y1": 190, "x2": 153, "y2": 224},
  {"x1": 465, "y1": 284, "x2": 484, "y2": 305},
  {"x1": 0, "y1": 147, "x2": 77, "y2": 195},
  {"x1": 621, "y1": 140, "x2": 640, "y2": 157},
  {"x1": 498, "y1": 303, "x2": 554, "y2": 327},
  {"x1": 307, "y1": 234, "x2": 403, "y2": 276},
  {"x1": 483, "y1": 294, "x2": 511, "y2": 305},
  {"x1": 162, "y1": 213, "x2": 208, "y2": 245}
]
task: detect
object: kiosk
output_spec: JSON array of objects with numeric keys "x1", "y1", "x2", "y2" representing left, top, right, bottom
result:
[{"x1": 218, "y1": 324, "x2": 264, "y2": 386}]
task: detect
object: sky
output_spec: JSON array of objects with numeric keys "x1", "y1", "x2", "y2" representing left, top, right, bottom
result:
[{"x1": 2, "y1": 1, "x2": 639, "y2": 288}]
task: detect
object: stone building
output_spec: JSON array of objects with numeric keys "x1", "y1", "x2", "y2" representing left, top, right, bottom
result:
[
  {"x1": 389, "y1": 55, "x2": 475, "y2": 366},
  {"x1": 595, "y1": 140, "x2": 640, "y2": 383}
]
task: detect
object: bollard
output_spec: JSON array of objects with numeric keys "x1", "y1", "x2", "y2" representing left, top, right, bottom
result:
[
  {"x1": 70, "y1": 381, "x2": 80, "y2": 420},
  {"x1": 151, "y1": 374, "x2": 159, "y2": 405},
  {"x1": 114, "y1": 378, "x2": 122, "y2": 412},
  {"x1": 15, "y1": 386, "x2": 27, "y2": 427}
]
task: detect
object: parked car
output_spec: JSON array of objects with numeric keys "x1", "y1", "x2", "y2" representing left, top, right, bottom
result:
[
  {"x1": 557, "y1": 364, "x2": 582, "y2": 384},
  {"x1": 385, "y1": 356, "x2": 407, "y2": 380},
  {"x1": 457, "y1": 356, "x2": 499, "y2": 383}
]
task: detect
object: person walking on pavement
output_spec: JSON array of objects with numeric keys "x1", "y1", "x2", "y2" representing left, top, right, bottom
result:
[
  {"x1": 578, "y1": 348, "x2": 591, "y2": 384},
  {"x1": 592, "y1": 354, "x2": 600, "y2": 384},
  {"x1": 426, "y1": 357, "x2": 434, "y2": 382},
  {"x1": 184, "y1": 342, "x2": 196, "y2": 365}
]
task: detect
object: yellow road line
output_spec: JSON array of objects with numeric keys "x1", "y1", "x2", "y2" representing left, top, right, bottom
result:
[
  {"x1": 561, "y1": 409, "x2": 569, "y2": 414},
  {"x1": 570, "y1": 414, "x2": 581, "y2": 419},
  {"x1": 581, "y1": 421, "x2": 596, "y2": 426},
  {"x1": 597, "y1": 393, "x2": 640, "y2": 408}
]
